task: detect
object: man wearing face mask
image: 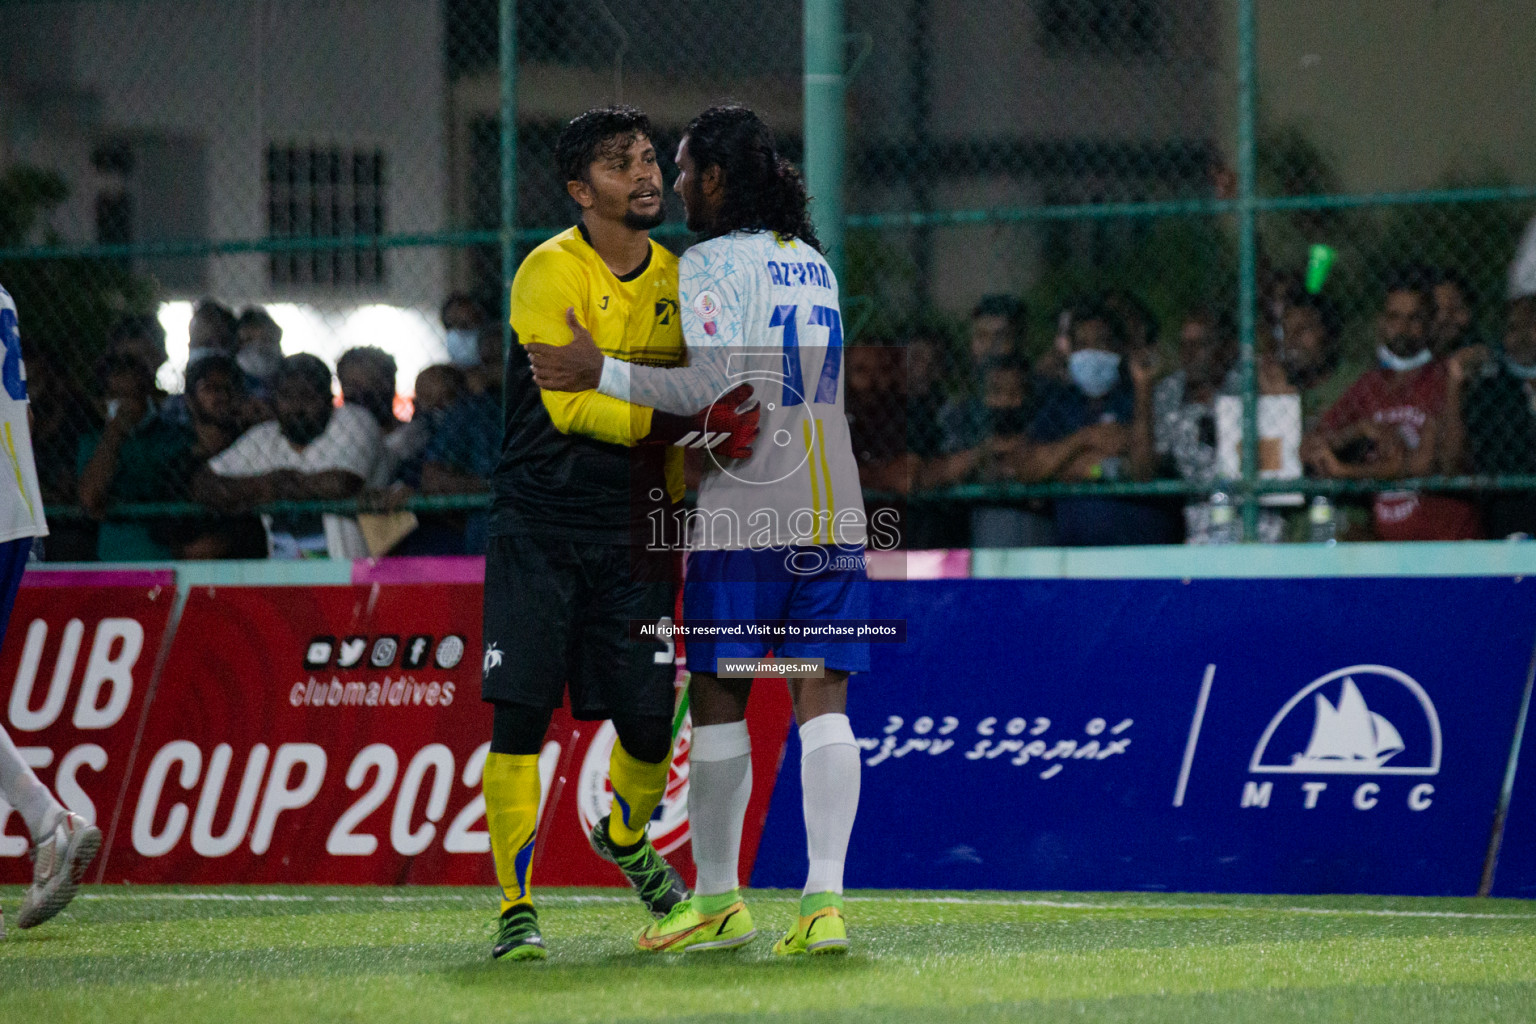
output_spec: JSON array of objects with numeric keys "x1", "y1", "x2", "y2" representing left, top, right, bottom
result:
[
  {"x1": 1029, "y1": 300, "x2": 1167, "y2": 546},
  {"x1": 442, "y1": 294, "x2": 508, "y2": 401},
  {"x1": 441, "y1": 293, "x2": 489, "y2": 369},
  {"x1": 1303, "y1": 269, "x2": 1481, "y2": 540},
  {"x1": 1441, "y1": 296, "x2": 1536, "y2": 537},
  {"x1": 187, "y1": 299, "x2": 239, "y2": 364},
  {"x1": 235, "y1": 307, "x2": 284, "y2": 392},
  {"x1": 193, "y1": 353, "x2": 386, "y2": 558}
]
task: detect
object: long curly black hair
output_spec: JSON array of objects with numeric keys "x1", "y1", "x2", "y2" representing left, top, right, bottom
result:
[{"x1": 684, "y1": 104, "x2": 822, "y2": 252}]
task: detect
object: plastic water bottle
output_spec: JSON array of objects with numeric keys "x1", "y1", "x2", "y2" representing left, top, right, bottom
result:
[
  {"x1": 1208, "y1": 492, "x2": 1238, "y2": 545},
  {"x1": 1308, "y1": 495, "x2": 1337, "y2": 544}
]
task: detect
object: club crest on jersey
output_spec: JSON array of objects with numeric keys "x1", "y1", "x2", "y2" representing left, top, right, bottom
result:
[{"x1": 695, "y1": 291, "x2": 721, "y2": 335}]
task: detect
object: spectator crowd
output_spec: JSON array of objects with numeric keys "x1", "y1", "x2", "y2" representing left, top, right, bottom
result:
[
  {"x1": 35, "y1": 293, "x2": 503, "y2": 561},
  {"x1": 26, "y1": 217, "x2": 1536, "y2": 559},
  {"x1": 848, "y1": 223, "x2": 1536, "y2": 548}
]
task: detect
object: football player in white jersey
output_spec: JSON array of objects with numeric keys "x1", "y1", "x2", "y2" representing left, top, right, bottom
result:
[
  {"x1": 528, "y1": 105, "x2": 867, "y2": 955},
  {"x1": 0, "y1": 285, "x2": 103, "y2": 935}
]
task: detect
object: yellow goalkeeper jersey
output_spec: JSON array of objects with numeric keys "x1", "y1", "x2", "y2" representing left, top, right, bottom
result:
[{"x1": 490, "y1": 224, "x2": 685, "y2": 542}]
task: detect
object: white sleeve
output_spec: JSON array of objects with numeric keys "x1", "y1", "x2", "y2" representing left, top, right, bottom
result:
[
  {"x1": 207, "y1": 424, "x2": 277, "y2": 477},
  {"x1": 301, "y1": 405, "x2": 382, "y2": 480},
  {"x1": 596, "y1": 243, "x2": 749, "y2": 415}
]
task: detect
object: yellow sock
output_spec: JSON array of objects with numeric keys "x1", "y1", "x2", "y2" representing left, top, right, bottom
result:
[
  {"x1": 483, "y1": 752, "x2": 541, "y2": 915},
  {"x1": 607, "y1": 739, "x2": 671, "y2": 847}
]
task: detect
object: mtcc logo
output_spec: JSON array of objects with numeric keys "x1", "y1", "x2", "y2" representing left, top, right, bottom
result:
[{"x1": 1250, "y1": 664, "x2": 1442, "y2": 777}]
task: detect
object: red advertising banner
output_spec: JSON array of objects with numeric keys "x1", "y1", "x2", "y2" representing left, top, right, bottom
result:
[
  {"x1": 532, "y1": 685, "x2": 793, "y2": 888},
  {"x1": 105, "y1": 583, "x2": 493, "y2": 884},
  {"x1": 0, "y1": 575, "x2": 175, "y2": 881},
  {"x1": 102, "y1": 584, "x2": 795, "y2": 889}
]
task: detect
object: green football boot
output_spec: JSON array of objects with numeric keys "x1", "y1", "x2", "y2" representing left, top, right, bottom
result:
[
  {"x1": 772, "y1": 894, "x2": 849, "y2": 956},
  {"x1": 636, "y1": 896, "x2": 757, "y2": 953},
  {"x1": 492, "y1": 905, "x2": 548, "y2": 961},
  {"x1": 588, "y1": 814, "x2": 689, "y2": 919}
]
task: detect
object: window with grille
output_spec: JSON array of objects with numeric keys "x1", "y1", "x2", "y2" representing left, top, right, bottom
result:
[
  {"x1": 266, "y1": 145, "x2": 386, "y2": 288},
  {"x1": 1036, "y1": 0, "x2": 1165, "y2": 57}
]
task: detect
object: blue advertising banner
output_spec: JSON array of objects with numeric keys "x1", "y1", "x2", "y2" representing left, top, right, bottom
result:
[
  {"x1": 1483, "y1": 682, "x2": 1536, "y2": 899},
  {"x1": 750, "y1": 577, "x2": 1536, "y2": 896}
]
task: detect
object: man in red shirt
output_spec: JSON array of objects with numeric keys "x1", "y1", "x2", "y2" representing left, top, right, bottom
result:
[{"x1": 1302, "y1": 270, "x2": 1481, "y2": 541}]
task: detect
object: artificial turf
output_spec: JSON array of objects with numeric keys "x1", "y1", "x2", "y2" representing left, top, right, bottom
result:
[{"x1": 3, "y1": 886, "x2": 1536, "y2": 1022}]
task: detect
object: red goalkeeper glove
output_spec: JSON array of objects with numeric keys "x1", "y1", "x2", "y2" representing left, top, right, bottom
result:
[{"x1": 644, "y1": 384, "x2": 760, "y2": 460}]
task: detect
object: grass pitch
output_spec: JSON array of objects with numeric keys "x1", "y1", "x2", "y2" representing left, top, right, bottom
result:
[{"x1": 4, "y1": 886, "x2": 1536, "y2": 1022}]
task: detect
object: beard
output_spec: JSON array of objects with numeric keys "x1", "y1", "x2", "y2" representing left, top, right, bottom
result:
[
  {"x1": 681, "y1": 178, "x2": 713, "y2": 234},
  {"x1": 623, "y1": 203, "x2": 665, "y2": 231}
]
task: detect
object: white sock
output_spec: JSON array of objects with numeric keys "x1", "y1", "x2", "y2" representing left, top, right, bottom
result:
[
  {"x1": 0, "y1": 726, "x2": 64, "y2": 843},
  {"x1": 799, "y1": 713, "x2": 860, "y2": 896},
  {"x1": 688, "y1": 720, "x2": 752, "y2": 898}
]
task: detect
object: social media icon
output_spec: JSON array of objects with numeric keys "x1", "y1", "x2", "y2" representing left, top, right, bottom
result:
[
  {"x1": 371, "y1": 636, "x2": 400, "y2": 668},
  {"x1": 403, "y1": 634, "x2": 432, "y2": 670},
  {"x1": 338, "y1": 636, "x2": 367, "y2": 668},
  {"x1": 435, "y1": 635, "x2": 466, "y2": 670},
  {"x1": 304, "y1": 636, "x2": 336, "y2": 669}
]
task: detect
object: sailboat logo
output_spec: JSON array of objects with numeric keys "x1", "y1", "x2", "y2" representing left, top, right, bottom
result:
[{"x1": 1249, "y1": 665, "x2": 1441, "y2": 776}]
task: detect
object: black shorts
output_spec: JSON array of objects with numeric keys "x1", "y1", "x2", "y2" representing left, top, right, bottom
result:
[{"x1": 481, "y1": 533, "x2": 677, "y2": 721}]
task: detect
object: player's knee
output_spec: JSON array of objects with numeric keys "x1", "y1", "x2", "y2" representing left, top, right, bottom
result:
[
  {"x1": 612, "y1": 713, "x2": 672, "y2": 765},
  {"x1": 790, "y1": 673, "x2": 848, "y2": 721},
  {"x1": 689, "y1": 673, "x2": 752, "y2": 726},
  {"x1": 490, "y1": 701, "x2": 554, "y2": 755}
]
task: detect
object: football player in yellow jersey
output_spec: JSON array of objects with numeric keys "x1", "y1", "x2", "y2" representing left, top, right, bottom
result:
[{"x1": 481, "y1": 106, "x2": 759, "y2": 961}]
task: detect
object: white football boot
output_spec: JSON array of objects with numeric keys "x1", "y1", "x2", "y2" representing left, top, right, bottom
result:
[{"x1": 17, "y1": 812, "x2": 101, "y2": 929}]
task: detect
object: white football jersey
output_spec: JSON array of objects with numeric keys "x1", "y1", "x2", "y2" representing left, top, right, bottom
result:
[
  {"x1": 0, "y1": 286, "x2": 47, "y2": 544},
  {"x1": 597, "y1": 230, "x2": 865, "y2": 550}
]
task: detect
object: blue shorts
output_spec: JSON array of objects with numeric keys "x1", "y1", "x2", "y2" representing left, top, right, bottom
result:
[
  {"x1": 0, "y1": 538, "x2": 30, "y2": 641},
  {"x1": 683, "y1": 545, "x2": 871, "y2": 675}
]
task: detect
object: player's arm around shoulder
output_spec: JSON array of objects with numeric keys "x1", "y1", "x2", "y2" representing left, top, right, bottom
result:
[
  {"x1": 511, "y1": 246, "x2": 653, "y2": 447},
  {"x1": 588, "y1": 243, "x2": 749, "y2": 416}
]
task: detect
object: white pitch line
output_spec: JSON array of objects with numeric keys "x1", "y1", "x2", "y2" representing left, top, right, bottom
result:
[
  {"x1": 74, "y1": 892, "x2": 631, "y2": 905},
  {"x1": 70, "y1": 891, "x2": 1536, "y2": 921},
  {"x1": 875, "y1": 895, "x2": 1536, "y2": 921}
]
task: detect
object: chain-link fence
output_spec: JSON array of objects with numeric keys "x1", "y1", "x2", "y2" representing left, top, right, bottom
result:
[{"x1": 4, "y1": 0, "x2": 1535, "y2": 559}]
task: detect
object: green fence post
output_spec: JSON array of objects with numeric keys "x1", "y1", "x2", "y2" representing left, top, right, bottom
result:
[
  {"x1": 804, "y1": 0, "x2": 846, "y2": 280},
  {"x1": 499, "y1": 0, "x2": 518, "y2": 360},
  {"x1": 1236, "y1": 0, "x2": 1260, "y2": 541}
]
